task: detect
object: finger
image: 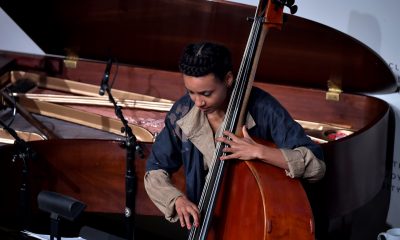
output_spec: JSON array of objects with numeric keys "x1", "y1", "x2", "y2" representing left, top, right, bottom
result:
[
  {"x1": 242, "y1": 126, "x2": 251, "y2": 139},
  {"x1": 191, "y1": 210, "x2": 200, "y2": 228},
  {"x1": 216, "y1": 136, "x2": 229, "y2": 144},
  {"x1": 223, "y1": 130, "x2": 239, "y2": 141},
  {"x1": 222, "y1": 145, "x2": 234, "y2": 153},
  {"x1": 192, "y1": 204, "x2": 201, "y2": 215},
  {"x1": 183, "y1": 210, "x2": 192, "y2": 229},
  {"x1": 220, "y1": 152, "x2": 239, "y2": 161},
  {"x1": 218, "y1": 138, "x2": 237, "y2": 151},
  {"x1": 220, "y1": 155, "x2": 232, "y2": 161},
  {"x1": 177, "y1": 210, "x2": 185, "y2": 228}
]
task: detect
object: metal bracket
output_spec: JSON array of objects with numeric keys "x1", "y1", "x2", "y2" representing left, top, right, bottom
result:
[
  {"x1": 326, "y1": 80, "x2": 342, "y2": 101},
  {"x1": 63, "y1": 53, "x2": 78, "y2": 69}
]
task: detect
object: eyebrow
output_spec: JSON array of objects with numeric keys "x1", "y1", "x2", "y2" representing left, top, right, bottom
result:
[{"x1": 186, "y1": 88, "x2": 213, "y2": 94}]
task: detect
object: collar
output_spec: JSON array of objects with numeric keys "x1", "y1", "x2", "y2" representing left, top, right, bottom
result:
[{"x1": 177, "y1": 106, "x2": 256, "y2": 169}]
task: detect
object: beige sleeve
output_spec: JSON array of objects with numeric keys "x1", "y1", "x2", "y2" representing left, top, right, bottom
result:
[
  {"x1": 144, "y1": 169, "x2": 184, "y2": 222},
  {"x1": 280, "y1": 147, "x2": 326, "y2": 183}
]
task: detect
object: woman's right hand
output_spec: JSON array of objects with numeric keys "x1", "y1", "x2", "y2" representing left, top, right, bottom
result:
[{"x1": 175, "y1": 195, "x2": 200, "y2": 230}]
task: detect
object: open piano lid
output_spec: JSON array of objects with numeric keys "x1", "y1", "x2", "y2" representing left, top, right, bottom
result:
[{"x1": 0, "y1": 0, "x2": 397, "y2": 94}]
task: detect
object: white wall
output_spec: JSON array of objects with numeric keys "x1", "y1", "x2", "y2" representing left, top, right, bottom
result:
[
  {"x1": 0, "y1": 7, "x2": 44, "y2": 55},
  {"x1": 1, "y1": 0, "x2": 400, "y2": 227}
]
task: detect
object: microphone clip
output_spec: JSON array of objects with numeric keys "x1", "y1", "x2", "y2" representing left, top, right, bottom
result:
[{"x1": 99, "y1": 59, "x2": 113, "y2": 96}]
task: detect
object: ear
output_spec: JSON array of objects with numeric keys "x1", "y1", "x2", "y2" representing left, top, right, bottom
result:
[{"x1": 224, "y1": 71, "x2": 234, "y2": 88}]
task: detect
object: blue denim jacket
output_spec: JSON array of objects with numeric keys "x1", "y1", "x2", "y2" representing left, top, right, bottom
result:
[{"x1": 146, "y1": 87, "x2": 324, "y2": 203}]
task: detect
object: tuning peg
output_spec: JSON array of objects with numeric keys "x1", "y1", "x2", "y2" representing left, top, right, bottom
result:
[
  {"x1": 283, "y1": 0, "x2": 297, "y2": 14},
  {"x1": 288, "y1": 4, "x2": 298, "y2": 14},
  {"x1": 273, "y1": 0, "x2": 298, "y2": 14},
  {"x1": 286, "y1": 0, "x2": 295, "y2": 6}
]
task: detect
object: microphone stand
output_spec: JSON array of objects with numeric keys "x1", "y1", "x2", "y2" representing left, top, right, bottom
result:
[
  {"x1": 103, "y1": 85, "x2": 142, "y2": 240},
  {"x1": 0, "y1": 118, "x2": 35, "y2": 230}
]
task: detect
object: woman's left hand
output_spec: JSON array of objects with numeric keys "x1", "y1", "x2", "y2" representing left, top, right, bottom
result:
[{"x1": 216, "y1": 126, "x2": 264, "y2": 161}]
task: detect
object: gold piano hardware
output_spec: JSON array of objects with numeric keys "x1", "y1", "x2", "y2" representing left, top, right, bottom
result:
[
  {"x1": 326, "y1": 80, "x2": 342, "y2": 101},
  {"x1": 0, "y1": 128, "x2": 46, "y2": 144},
  {"x1": 12, "y1": 93, "x2": 173, "y2": 112},
  {"x1": 63, "y1": 53, "x2": 78, "y2": 69}
]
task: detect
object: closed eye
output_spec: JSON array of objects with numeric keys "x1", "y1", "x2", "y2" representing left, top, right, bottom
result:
[
  {"x1": 202, "y1": 91, "x2": 212, "y2": 97},
  {"x1": 187, "y1": 90, "x2": 212, "y2": 97}
]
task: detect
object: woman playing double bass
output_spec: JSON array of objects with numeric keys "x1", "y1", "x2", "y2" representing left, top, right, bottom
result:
[{"x1": 144, "y1": 42, "x2": 325, "y2": 230}]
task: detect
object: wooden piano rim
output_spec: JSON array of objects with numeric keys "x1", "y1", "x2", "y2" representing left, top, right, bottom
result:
[
  {"x1": 1, "y1": 66, "x2": 390, "y2": 145},
  {"x1": 0, "y1": 58, "x2": 392, "y2": 220}
]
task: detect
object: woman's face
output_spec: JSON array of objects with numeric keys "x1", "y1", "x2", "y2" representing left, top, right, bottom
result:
[{"x1": 183, "y1": 72, "x2": 233, "y2": 114}]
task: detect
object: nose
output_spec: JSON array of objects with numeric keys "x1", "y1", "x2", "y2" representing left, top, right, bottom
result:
[{"x1": 194, "y1": 96, "x2": 205, "y2": 107}]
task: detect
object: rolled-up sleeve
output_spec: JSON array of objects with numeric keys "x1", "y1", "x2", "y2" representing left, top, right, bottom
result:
[
  {"x1": 144, "y1": 169, "x2": 183, "y2": 222},
  {"x1": 281, "y1": 146, "x2": 326, "y2": 183}
]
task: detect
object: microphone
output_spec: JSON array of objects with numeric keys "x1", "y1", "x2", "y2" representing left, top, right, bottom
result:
[{"x1": 99, "y1": 59, "x2": 113, "y2": 96}]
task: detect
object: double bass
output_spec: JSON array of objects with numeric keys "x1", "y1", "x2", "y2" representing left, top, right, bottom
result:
[
  {"x1": 0, "y1": 0, "x2": 396, "y2": 239},
  {"x1": 188, "y1": 0, "x2": 313, "y2": 239}
]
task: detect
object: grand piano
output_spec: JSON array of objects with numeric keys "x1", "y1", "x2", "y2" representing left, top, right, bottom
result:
[{"x1": 0, "y1": 1, "x2": 397, "y2": 239}]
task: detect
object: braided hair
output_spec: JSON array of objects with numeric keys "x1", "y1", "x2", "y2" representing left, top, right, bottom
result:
[{"x1": 179, "y1": 42, "x2": 233, "y2": 81}]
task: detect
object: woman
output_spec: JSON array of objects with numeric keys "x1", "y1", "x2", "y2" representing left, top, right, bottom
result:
[{"x1": 144, "y1": 42, "x2": 325, "y2": 230}]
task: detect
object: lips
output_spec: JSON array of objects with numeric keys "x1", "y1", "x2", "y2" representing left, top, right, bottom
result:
[{"x1": 199, "y1": 107, "x2": 210, "y2": 112}]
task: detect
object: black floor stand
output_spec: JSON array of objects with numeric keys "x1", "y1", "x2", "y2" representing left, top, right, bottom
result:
[
  {"x1": 0, "y1": 117, "x2": 35, "y2": 231},
  {"x1": 101, "y1": 72, "x2": 143, "y2": 240}
]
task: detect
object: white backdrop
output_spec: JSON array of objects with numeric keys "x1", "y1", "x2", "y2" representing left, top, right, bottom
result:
[
  {"x1": 0, "y1": 8, "x2": 43, "y2": 55},
  {"x1": 1, "y1": 0, "x2": 399, "y2": 227}
]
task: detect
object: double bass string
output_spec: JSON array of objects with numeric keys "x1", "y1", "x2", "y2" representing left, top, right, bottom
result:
[
  {"x1": 196, "y1": 15, "x2": 260, "y2": 214},
  {"x1": 189, "y1": 10, "x2": 265, "y2": 239}
]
